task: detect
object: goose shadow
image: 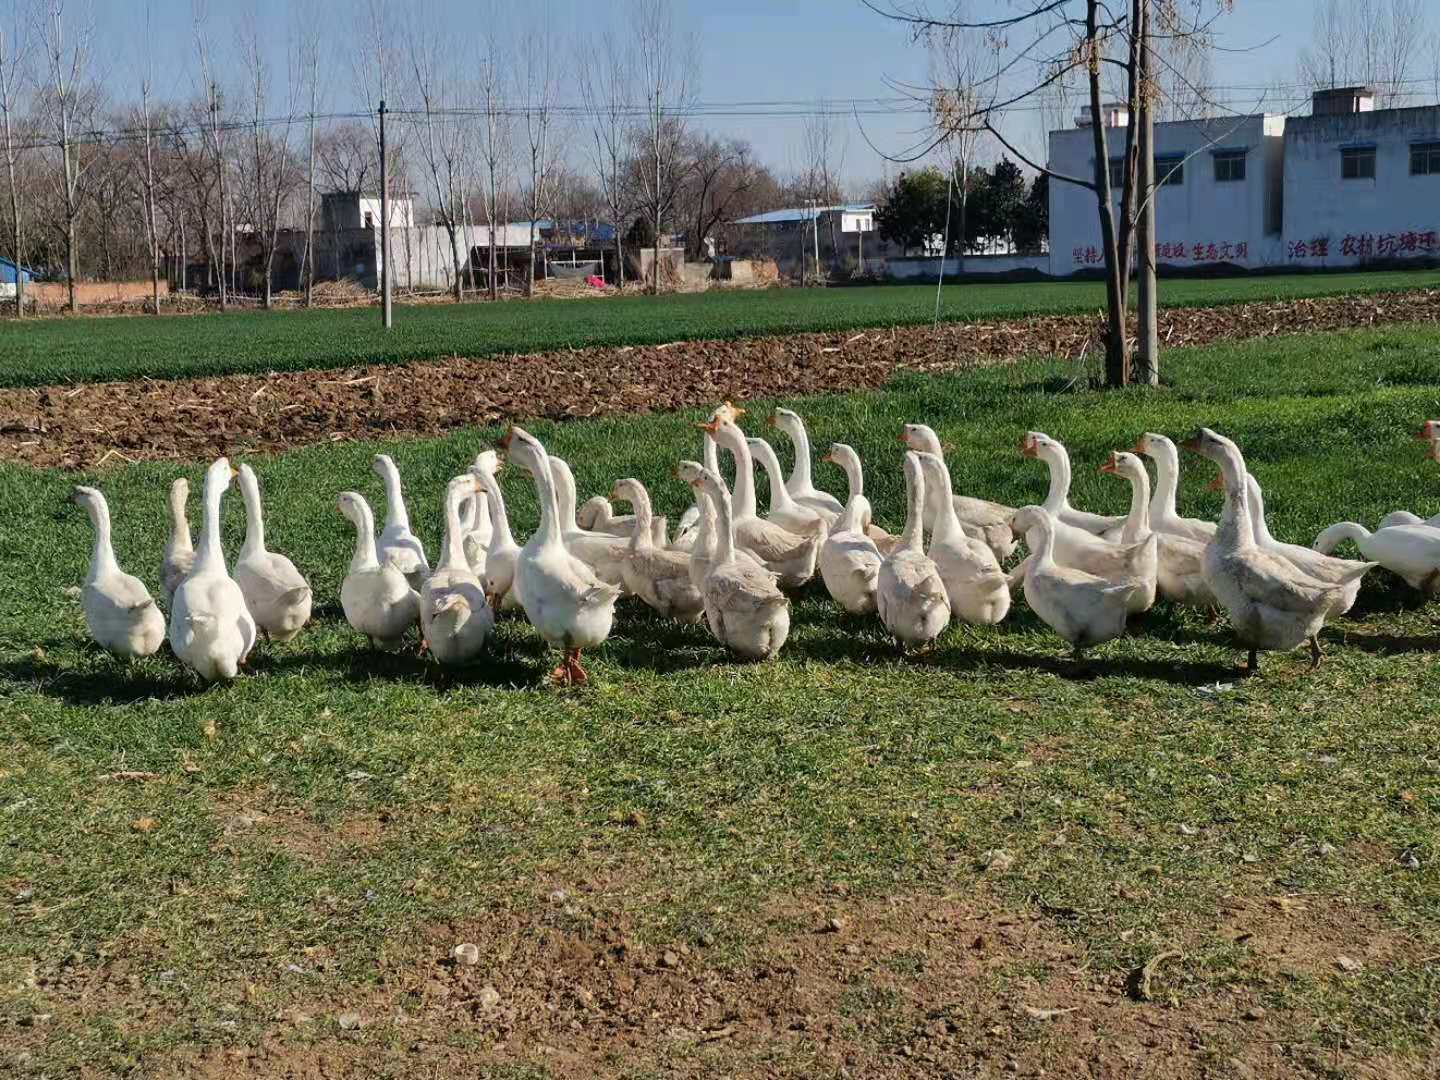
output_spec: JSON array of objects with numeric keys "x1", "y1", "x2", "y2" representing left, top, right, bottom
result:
[
  {"x1": 1, "y1": 649, "x2": 239, "y2": 706},
  {"x1": 1327, "y1": 630, "x2": 1440, "y2": 657}
]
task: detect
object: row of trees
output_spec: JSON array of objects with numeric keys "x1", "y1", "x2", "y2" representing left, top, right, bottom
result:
[
  {"x1": 874, "y1": 159, "x2": 1047, "y2": 257},
  {"x1": 0, "y1": 0, "x2": 855, "y2": 314}
]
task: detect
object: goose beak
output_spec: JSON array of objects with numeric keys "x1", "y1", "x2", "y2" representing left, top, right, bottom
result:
[
  {"x1": 608, "y1": 486, "x2": 620, "y2": 501},
  {"x1": 895, "y1": 432, "x2": 909, "y2": 445},
  {"x1": 1020, "y1": 435, "x2": 1038, "y2": 458},
  {"x1": 1098, "y1": 453, "x2": 1119, "y2": 475},
  {"x1": 697, "y1": 418, "x2": 719, "y2": 433},
  {"x1": 1130, "y1": 437, "x2": 1147, "y2": 455},
  {"x1": 1415, "y1": 426, "x2": 1433, "y2": 441},
  {"x1": 821, "y1": 451, "x2": 834, "y2": 464},
  {"x1": 1205, "y1": 473, "x2": 1224, "y2": 492},
  {"x1": 766, "y1": 412, "x2": 777, "y2": 428},
  {"x1": 496, "y1": 428, "x2": 514, "y2": 451},
  {"x1": 1179, "y1": 434, "x2": 1203, "y2": 453}
]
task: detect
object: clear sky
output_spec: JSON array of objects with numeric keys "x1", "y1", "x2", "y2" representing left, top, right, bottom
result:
[{"x1": 60, "y1": 0, "x2": 1417, "y2": 191}]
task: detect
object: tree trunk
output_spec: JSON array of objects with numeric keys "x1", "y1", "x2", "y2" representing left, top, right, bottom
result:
[
  {"x1": 1086, "y1": 0, "x2": 1128, "y2": 388},
  {"x1": 448, "y1": 223, "x2": 462, "y2": 303},
  {"x1": 1135, "y1": 0, "x2": 1159, "y2": 385}
]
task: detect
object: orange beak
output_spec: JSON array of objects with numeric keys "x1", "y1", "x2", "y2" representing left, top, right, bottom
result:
[
  {"x1": 766, "y1": 413, "x2": 778, "y2": 428},
  {"x1": 1415, "y1": 426, "x2": 1434, "y2": 441},
  {"x1": 1099, "y1": 452, "x2": 1119, "y2": 475},
  {"x1": 496, "y1": 427, "x2": 514, "y2": 451},
  {"x1": 1130, "y1": 437, "x2": 1147, "y2": 455},
  {"x1": 697, "y1": 418, "x2": 720, "y2": 433},
  {"x1": 1020, "y1": 435, "x2": 1038, "y2": 459},
  {"x1": 895, "y1": 432, "x2": 909, "y2": 445},
  {"x1": 1205, "y1": 473, "x2": 1224, "y2": 492},
  {"x1": 1179, "y1": 435, "x2": 1202, "y2": 453}
]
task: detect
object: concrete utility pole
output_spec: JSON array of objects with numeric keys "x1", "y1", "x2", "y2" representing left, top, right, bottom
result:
[
  {"x1": 379, "y1": 99, "x2": 392, "y2": 329},
  {"x1": 1135, "y1": 0, "x2": 1158, "y2": 384}
]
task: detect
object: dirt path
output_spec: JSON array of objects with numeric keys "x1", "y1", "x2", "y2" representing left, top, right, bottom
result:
[{"x1": 3, "y1": 289, "x2": 1436, "y2": 470}]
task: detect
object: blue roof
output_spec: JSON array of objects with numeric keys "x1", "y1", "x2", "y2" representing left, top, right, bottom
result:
[
  {"x1": 732, "y1": 203, "x2": 875, "y2": 226},
  {"x1": 0, "y1": 256, "x2": 33, "y2": 284}
]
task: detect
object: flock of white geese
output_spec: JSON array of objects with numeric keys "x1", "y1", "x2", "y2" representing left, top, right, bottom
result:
[{"x1": 71, "y1": 407, "x2": 1440, "y2": 684}]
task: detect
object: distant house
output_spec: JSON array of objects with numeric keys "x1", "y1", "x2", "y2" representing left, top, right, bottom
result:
[
  {"x1": 0, "y1": 255, "x2": 34, "y2": 300},
  {"x1": 726, "y1": 203, "x2": 899, "y2": 278}
]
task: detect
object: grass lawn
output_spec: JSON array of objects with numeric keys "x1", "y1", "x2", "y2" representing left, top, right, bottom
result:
[
  {"x1": 1, "y1": 268, "x2": 1439, "y2": 388},
  {"x1": 3, "y1": 322, "x2": 1440, "y2": 1076}
]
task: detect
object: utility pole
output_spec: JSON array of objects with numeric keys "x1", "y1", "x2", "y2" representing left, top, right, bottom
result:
[
  {"x1": 1135, "y1": 0, "x2": 1158, "y2": 384},
  {"x1": 379, "y1": 99, "x2": 392, "y2": 329},
  {"x1": 811, "y1": 199, "x2": 820, "y2": 281}
]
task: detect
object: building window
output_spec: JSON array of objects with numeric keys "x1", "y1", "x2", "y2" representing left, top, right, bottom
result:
[
  {"x1": 1155, "y1": 155, "x2": 1184, "y2": 186},
  {"x1": 1341, "y1": 147, "x2": 1376, "y2": 179},
  {"x1": 1410, "y1": 142, "x2": 1440, "y2": 175},
  {"x1": 1213, "y1": 151, "x2": 1246, "y2": 182},
  {"x1": 364, "y1": 211, "x2": 375, "y2": 228},
  {"x1": 1107, "y1": 158, "x2": 1126, "y2": 188}
]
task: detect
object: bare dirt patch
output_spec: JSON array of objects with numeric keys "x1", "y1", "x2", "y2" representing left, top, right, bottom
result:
[
  {"x1": 77, "y1": 888, "x2": 1428, "y2": 1079},
  {"x1": 2, "y1": 289, "x2": 1438, "y2": 470},
  {"x1": 212, "y1": 787, "x2": 386, "y2": 865}
]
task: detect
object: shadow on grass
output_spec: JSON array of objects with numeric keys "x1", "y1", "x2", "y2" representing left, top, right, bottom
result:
[{"x1": 1, "y1": 648, "x2": 221, "y2": 705}]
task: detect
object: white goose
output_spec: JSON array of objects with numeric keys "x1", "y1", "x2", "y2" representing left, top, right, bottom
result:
[
  {"x1": 576, "y1": 495, "x2": 636, "y2": 537},
  {"x1": 748, "y1": 436, "x2": 834, "y2": 535},
  {"x1": 876, "y1": 452, "x2": 951, "y2": 646},
  {"x1": 372, "y1": 454, "x2": 430, "y2": 592},
  {"x1": 160, "y1": 477, "x2": 195, "y2": 604},
  {"x1": 914, "y1": 451, "x2": 1010, "y2": 625},
  {"x1": 1012, "y1": 507, "x2": 1157, "y2": 615},
  {"x1": 72, "y1": 486, "x2": 165, "y2": 658},
  {"x1": 471, "y1": 451, "x2": 524, "y2": 612},
  {"x1": 822, "y1": 442, "x2": 898, "y2": 554},
  {"x1": 421, "y1": 474, "x2": 494, "y2": 664},
  {"x1": 685, "y1": 483, "x2": 768, "y2": 595},
  {"x1": 1314, "y1": 519, "x2": 1440, "y2": 596},
  {"x1": 901, "y1": 423, "x2": 1017, "y2": 561},
  {"x1": 1021, "y1": 431, "x2": 1123, "y2": 537},
  {"x1": 501, "y1": 426, "x2": 621, "y2": 685},
  {"x1": 234, "y1": 465, "x2": 312, "y2": 642},
  {"x1": 1238, "y1": 471, "x2": 1372, "y2": 616},
  {"x1": 678, "y1": 460, "x2": 790, "y2": 660},
  {"x1": 703, "y1": 415, "x2": 821, "y2": 588},
  {"x1": 818, "y1": 486, "x2": 883, "y2": 616},
  {"x1": 1010, "y1": 506, "x2": 1140, "y2": 663},
  {"x1": 1132, "y1": 432, "x2": 1216, "y2": 542},
  {"x1": 548, "y1": 456, "x2": 630, "y2": 591},
  {"x1": 169, "y1": 458, "x2": 257, "y2": 681},
  {"x1": 1099, "y1": 451, "x2": 1213, "y2": 608},
  {"x1": 770, "y1": 407, "x2": 844, "y2": 516},
  {"x1": 458, "y1": 460, "x2": 492, "y2": 576},
  {"x1": 337, "y1": 490, "x2": 421, "y2": 651},
  {"x1": 611, "y1": 477, "x2": 704, "y2": 623},
  {"x1": 1185, "y1": 428, "x2": 1364, "y2": 674}
]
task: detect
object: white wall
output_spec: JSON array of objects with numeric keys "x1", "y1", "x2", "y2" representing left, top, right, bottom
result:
[
  {"x1": 1282, "y1": 105, "x2": 1440, "y2": 268},
  {"x1": 1047, "y1": 115, "x2": 1282, "y2": 277},
  {"x1": 357, "y1": 196, "x2": 415, "y2": 229}
]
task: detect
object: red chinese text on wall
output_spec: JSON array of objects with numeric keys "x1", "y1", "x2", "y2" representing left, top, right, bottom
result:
[
  {"x1": 1072, "y1": 241, "x2": 1249, "y2": 265},
  {"x1": 1288, "y1": 231, "x2": 1437, "y2": 259}
]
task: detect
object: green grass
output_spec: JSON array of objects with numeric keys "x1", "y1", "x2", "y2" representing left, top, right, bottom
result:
[
  {"x1": 3, "y1": 322, "x2": 1440, "y2": 1074},
  {"x1": 2, "y1": 269, "x2": 1440, "y2": 387}
]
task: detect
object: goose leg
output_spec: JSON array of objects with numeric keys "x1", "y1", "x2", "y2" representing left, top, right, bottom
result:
[
  {"x1": 1240, "y1": 647, "x2": 1260, "y2": 677},
  {"x1": 566, "y1": 648, "x2": 589, "y2": 686},
  {"x1": 1308, "y1": 635, "x2": 1323, "y2": 671},
  {"x1": 549, "y1": 651, "x2": 572, "y2": 685}
]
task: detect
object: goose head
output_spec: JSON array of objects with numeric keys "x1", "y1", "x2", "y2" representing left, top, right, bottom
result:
[
  {"x1": 336, "y1": 490, "x2": 370, "y2": 526},
  {"x1": 899, "y1": 423, "x2": 943, "y2": 455},
  {"x1": 496, "y1": 425, "x2": 545, "y2": 477},
  {"x1": 1416, "y1": 420, "x2": 1440, "y2": 441},
  {"x1": 1007, "y1": 505, "x2": 1050, "y2": 537},
  {"x1": 1099, "y1": 450, "x2": 1145, "y2": 483},
  {"x1": 471, "y1": 449, "x2": 501, "y2": 477},
  {"x1": 610, "y1": 477, "x2": 644, "y2": 507}
]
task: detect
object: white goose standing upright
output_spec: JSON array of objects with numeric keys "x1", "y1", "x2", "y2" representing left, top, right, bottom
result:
[
  {"x1": 1184, "y1": 428, "x2": 1365, "y2": 674},
  {"x1": 677, "y1": 460, "x2": 790, "y2": 660},
  {"x1": 1021, "y1": 431, "x2": 1123, "y2": 536},
  {"x1": 548, "y1": 456, "x2": 630, "y2": 590},
  {"x1": 914, "y1": 451, "x2": 1010, "y2": 625},
  {"x1": 160, "y1": 478, "x2": 195, "y2": 604},
  {"x1": 747, "y1": 436, "x2": 834, "y2": 534},
  {"x1": 233, "y1": 465, "x2": 312, "y2": 642},
  {"x1": 169, "y1": 458, "x2": 257, "y2": 681},
  {"x1": 818, "y1": 483, "x2": 883, "y2": 616},
  {"x1": 900, "y1": 423, "x2": 1016, "y2": 561},
  {"x1": 1132, "y1": 433, "x2": 1216, "y2": 542},
  {"x1": 372, "y1": 454, "x2": 430, "y2": 592},
  {"x1": 822, "y1": 442, "x2": 898, "y2": 553},
  {"x1": 73, "y1": 486, "x2": 166, "y2": 658},
  {"x1": 770, "y1": 407, "x2": 844, "y2": 516},
  {"x1": 611, "y1": 477, "x2": 704, "y2": 623},
  {"x1": 501, "y1": 426, "x2": 621, "y2": 685},
  {"x1": 1099, "y1": 451, "x2": 1213, "y2": 608},
  {"x1": 471, "y1": 450, "x2": 523, "y2": 611},
  {"x1": 876, "y1": 452, "x2": 951, "y2": 646},
  {"x1": 338, "y1": 491, "x2": 421, "y2": 651}
]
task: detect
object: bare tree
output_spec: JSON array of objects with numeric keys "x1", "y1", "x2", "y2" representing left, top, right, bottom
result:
[
  {"x1": 297, "y1": 15, "x2": 320, "y2": 306},
  {"x1": 682, "y1": 135, "x2": 766, "y2": 261},
  {"x1": 193, "y1": 10, "x2": 229, "y2": 309},
  {"x1": 134, "y1": 1, "x2": 163, "y2": 313},
  {"x1": 868, "y1": 0, "x2": 1231, "y2": 387},
  {"x1": 579, "y1": 26, "x2": 632, "y2": 288},
  {"x1": 237, "y1": 15, "x2": 299, "y2": 308},
  {"x1": 631, "y1": 0, "x2": 694, "y2": 292},
  {"x1": 409, "y1": 25, "x2": 471, "y2": 301},
  {"x1": 0, "y1": 5, "x2": 30, "y2": 316},
  {"x1": 38, "y1": 0, "x2": 97, "y2": 314},
  {"x1": 475, "y1": 37, "x2": 511, "y2": 301},
  {"x1": 519, "y1": 31, "x2": 558, "y2": 297},
  {"x1": 1298, "y1": 0, "x2": 1427, "y2": 106}
]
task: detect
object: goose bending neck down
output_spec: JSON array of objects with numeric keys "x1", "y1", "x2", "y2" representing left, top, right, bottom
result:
[
  {"x1": 500, "y1": 426, "x2": 620, "y2": 685},
  {"x1": 73, "y1": 486, "x2": 166, "y2": 658}
]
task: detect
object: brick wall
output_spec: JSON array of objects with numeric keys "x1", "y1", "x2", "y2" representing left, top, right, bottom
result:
[{"x1": 26, "y1": 280, "x2": 171, "y2": 309}]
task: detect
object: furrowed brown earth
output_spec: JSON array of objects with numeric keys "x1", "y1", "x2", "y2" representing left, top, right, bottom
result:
[{"x1": 3, "y1": 289, "x2": 1437, "y2": 470}]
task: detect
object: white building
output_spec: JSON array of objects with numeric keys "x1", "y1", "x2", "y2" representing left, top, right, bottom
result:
[
  {"x1": 320, "y1": 191, "x2": 416, "y2": 231},
  {"x1": 1281, "y1": 89, "x2": 1440, "y2": 268},
  {"x1": 1047, "y1": 105, "x2": 1285, "y2": 277}
]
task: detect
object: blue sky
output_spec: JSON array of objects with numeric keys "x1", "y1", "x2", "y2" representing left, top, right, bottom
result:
[{"x1": 67, "y1": 1, "x2": 1385, "y2": 189}]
